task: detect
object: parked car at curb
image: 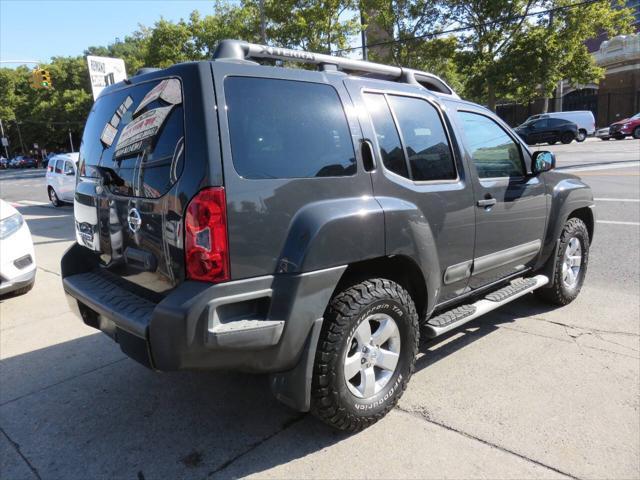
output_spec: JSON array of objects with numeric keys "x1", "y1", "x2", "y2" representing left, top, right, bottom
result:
[
  {"x1": 608, "y1": 112, "x2": 640, "y2": 140},
  {"x1": 46, "y1": 153, "x2": 79, "y2": 206},
  {"x1": 62, "y1": 40, "x2": 595, "y2": 432},
  {"x1": 0, "y1": 157, "x2": 8, "y2": 169},
  {"x1": 595, "y1": 126, "x2": 612, "y2": 140},
  {"x1": 523, "y1": 111, "x2": 595, "y2": 142},
  {"x1": 514, "y1": 117, "x2": 579, "y2": 145},
  {"x1": 0, "y1": 199, "x2": 36, "y2": 296}
]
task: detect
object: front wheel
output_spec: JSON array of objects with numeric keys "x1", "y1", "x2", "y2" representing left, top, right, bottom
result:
[
  {"x1": 48, "y1": 187, "x2": 61, "y2": 207},
  {"x1": 311, "y1": 279, "x2": 419, "y2": 432},
  {"x1": 560, "y1": 132, "x2": 574, "y2": 144},
  {"x1": 633, "y1": 127, "x2": 640, "y2": 139},
  {"x1": 536, "y1": 218, "x2": 590, "y2": 306}
]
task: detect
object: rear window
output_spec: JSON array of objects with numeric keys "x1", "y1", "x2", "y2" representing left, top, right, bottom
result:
[
  {"x1": 224, "y1": 77, "x2": 356, "y2": 179},
  {"x1": 78, "y1": 78, "x2": 184, "y2": 198}
]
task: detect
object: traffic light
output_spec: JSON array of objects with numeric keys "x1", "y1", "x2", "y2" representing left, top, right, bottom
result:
[
  {"x1": 40, "y1": 69, "x2": 51, "y2": 88},
  {"x1": 29, "y1": 68, "x2": 52, "y2": 89}
]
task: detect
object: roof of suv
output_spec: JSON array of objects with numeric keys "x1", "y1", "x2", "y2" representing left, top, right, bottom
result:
[{"x1": 103, "y1": 40, "x2": 459, "y2": 102}]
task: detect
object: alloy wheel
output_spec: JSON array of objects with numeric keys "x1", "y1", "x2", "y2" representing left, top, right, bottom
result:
[
  {"x1": 343, "y1": 313, "x2": 401, "y2": 399},
  {"x1": 562, "y1": 237, "x2": 582, "y2": 289}
]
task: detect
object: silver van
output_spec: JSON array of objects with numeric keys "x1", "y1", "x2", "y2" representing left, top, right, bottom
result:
[{"x1": 525, "y1": 111, "x2": 596, "y2": 142}]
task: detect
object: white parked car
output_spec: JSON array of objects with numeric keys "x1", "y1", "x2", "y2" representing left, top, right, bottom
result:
[
  {"x1": 0, "y1": 199, "x2": 36, "y2": 296},
  {"x1": 524, "y1": 111, "x2": 596, "y2": 142},
  {"x1": 46, "y1": 153, "x2": 79, "y2": 206}
]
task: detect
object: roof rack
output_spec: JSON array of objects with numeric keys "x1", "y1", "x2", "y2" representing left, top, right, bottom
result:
[{"x1": 212, "y1": 39, "x2": 458, "y2": 97}]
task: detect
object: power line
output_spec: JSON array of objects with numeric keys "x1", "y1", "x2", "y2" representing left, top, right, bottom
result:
[{"x1": 335, "y1": 0, "x2": 605, "y2": 54}]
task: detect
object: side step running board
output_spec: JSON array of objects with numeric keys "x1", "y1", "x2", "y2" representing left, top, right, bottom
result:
[{"x1": 424, "y1": 275, "x2": 549, "y2": 338}]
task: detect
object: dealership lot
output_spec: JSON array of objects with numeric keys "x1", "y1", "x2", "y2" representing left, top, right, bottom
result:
[{"x1": 1, "y1": 138, "x2": 639, "y2": 479}]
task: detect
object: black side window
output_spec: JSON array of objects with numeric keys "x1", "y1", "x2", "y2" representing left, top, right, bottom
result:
[
  {"x1": 458, "y1": 111, "x2": 524, "y2": 179},
  {"x1": 363, "y1": 92, "x2": 408, "y2": 178},
  {"x1": 387, "y1": 95, "x2": 456, "y2": 181},
  {"x1": 225, "y1": 77, "x2": 355, "y2": 179}
]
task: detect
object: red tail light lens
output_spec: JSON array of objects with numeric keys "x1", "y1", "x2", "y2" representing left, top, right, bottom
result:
[{"x1": 185, "y1": 187, "x2": 230, "y2": 283}]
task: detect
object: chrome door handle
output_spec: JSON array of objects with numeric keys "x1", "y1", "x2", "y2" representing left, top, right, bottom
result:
[{"x1": 477, "y1": 198, "x2": 496, "y2": 207}]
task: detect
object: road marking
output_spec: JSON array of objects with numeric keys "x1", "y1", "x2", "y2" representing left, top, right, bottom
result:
[
  {"x1": 597, "y1": 220, "x2": 640, "y2": 226},
  {"x1": 559, "y1": 161, "x2": 640, "y2": 173},
  {"x1": 594, "y1": 198, "x2": 640, "y2": 202}
]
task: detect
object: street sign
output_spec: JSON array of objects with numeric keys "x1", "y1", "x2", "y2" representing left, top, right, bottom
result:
[
  {"x1": 86, "y1": 56, "x2": 127, "y2": 100},
  {"x1": 33, "y1": 143, "x2": 38, "y2": 149},
  {"x1": 1, "y1": 137, "x2": 8, "y2": 147}
]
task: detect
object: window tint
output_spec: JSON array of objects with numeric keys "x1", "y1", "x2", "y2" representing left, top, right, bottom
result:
[
  {"x1": 363, "y1": 93, "x2": 408, "y2": 178},
  {"x1": 64, "y1": 161, "x2": 74, "y2": 175},
  {"x1": 549, "y1": 118, "x2": 565, "y2": 127},
  {"x1": 54, "y1": 160, "x2": 63, "y2": 174},
  {"x1": 225, "y1": 77, "x2": 355, "y2": 179},
  {"x1": 387, "y1": 95, "x2": 456, "y2": 181},
  {"x1": 534, "y1": 119, "x2": 548, "y2": 128},
  {"x1": 458, "y1": 112, "x2": 524, "y2": 178},
  {"x1": 78, "y1": 78, "x2": 184, "y2": 198}
]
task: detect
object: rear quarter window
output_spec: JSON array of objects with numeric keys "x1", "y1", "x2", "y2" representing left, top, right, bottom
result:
[
  {"x1": 224, "y1": 77, "x2": 356, "y2": 179},
  {"x1": 78, "y1": 78, "x2": 185, "y2": 198}
]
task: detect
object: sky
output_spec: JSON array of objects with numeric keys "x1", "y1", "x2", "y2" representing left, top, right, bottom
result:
[{"x1": 0, "y1": 0, "x2": 218, "y2": 66}]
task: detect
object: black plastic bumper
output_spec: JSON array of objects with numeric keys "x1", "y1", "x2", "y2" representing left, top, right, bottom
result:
[{"x1": 61, "y1": 243, "x2": 344, "y2": 375}]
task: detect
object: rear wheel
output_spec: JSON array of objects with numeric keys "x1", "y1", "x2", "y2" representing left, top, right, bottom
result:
[
  {"x1": 311, "y1": 278, "x2": 419, "y2": 432},
  {"x1": 48, "y1": 187, "x2": 61, "y2": 207},
  {"x1": 576, "y1": 130, "x2": 587, "y2": 142},
  {"x1": 560, "y1": 132, "x2": 574, "y2": 144},
  {"x1": 536, "y1": 218, "x2": 589, "y2": 306}
]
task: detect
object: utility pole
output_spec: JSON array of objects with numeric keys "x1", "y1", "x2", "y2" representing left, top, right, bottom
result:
[
  {"x1": 259, "y1": 0, "x2": 267, "y2": 43},
  {"x1": 360, "y1": 8, "x2": 368, "y2": 61},
  {"x1": 14, "y1": 120, "x2": 26, "y2": 154},
  {"x1": 68, "y1": 128, "x2": 75, "y2": 153},
  {"x1": 0, "y1": 118, "x2": 10, "y2": 159}
]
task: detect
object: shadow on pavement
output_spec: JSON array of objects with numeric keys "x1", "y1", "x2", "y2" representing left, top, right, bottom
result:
[
  {"x1": 0, "y1": 294, "x2": 569, "y2": 478},
  {"x1": 0, "y1": 333, "x2": 345, "y2": 479},
  {"x1": 16, "y1": 204, "x2": 74, "y2": 242}
]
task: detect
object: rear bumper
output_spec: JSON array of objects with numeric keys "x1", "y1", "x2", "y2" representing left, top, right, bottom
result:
[{"x1": 62, "y1": 243, "x2": 344, "y2": 373}]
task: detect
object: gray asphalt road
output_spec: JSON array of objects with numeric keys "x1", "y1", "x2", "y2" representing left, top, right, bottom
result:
[{"x1": 1, "y1": 140, "x2": 638, "y2": 479}]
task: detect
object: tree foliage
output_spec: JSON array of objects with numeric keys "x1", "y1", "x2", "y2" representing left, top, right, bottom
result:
[{"x1": 0, "y1": 0, "x2": 634, "y2": 155}]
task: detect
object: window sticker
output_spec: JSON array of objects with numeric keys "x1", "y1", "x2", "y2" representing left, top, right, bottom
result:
[
  {"x1": 100, "y1": 123, "x2": 118, "y2": 147},
  {"x1": 134, "y1": 78, "x2": 182, "y2": 116},
  {"x1": 100, "y1": 95, "x2": 133, "y2": 147},
  {"x1": 115, "y1": 105, "x2": 173, "y2": 158}
]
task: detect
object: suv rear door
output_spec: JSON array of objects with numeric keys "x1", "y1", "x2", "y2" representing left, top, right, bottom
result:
[
  {"x1": 344, "y1": 79, "x2": 476, "y2": 303},
  {"x1": 75, "y1": 64, "x2": 214, "y2": 294},
  {"x1": 212, "y1": 62, "x2": 382, "y2": 279}
]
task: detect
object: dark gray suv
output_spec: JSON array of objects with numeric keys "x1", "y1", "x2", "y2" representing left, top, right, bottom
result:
[{"x1": 62, "y1": 40, "x2": 594, "y2": 431}]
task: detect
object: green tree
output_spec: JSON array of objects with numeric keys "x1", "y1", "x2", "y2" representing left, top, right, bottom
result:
[{"x1": 506, "y1": 0, "x2": 634, "y2": 111}]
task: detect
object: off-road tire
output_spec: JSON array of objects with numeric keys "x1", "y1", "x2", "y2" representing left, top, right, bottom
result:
[
  {"x1": 576, "y1": 130, "x2": 587, "y2": 142},
  {"x1": 311, "y1": 278, "x2": 419, "y2": 432},
  {"x1": 536, "y1": 218, "x2": 590, "y2": 306},
  {"x1": 560, "y1": 132, "x2": 574, "y2": 144},
  {"x1": 48, "y1": 187, "x2": 61, "y2": 207},
  {"x1": 633, "y1": 127, "x2": 640, "y2": 140}
]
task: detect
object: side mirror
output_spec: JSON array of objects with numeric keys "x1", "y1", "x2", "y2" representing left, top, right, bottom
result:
[{"x1": 532, "y1": 150, "x2": 555, "y2": 174}]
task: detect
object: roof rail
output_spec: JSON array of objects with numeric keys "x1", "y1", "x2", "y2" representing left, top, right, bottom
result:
[{"x1": 212, "y1": 39, "x2": 458, "y2": 97}]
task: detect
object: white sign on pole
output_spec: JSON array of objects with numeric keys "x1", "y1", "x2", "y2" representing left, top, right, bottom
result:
[
  {"x1": 86, "y1": 55, "x2": 127, "y2": 100},
  {"x1": 1, "y1": 137, "x2": 8, "y2": 147}
]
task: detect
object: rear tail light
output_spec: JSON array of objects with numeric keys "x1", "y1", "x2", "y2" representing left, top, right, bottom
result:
[{"x1": 185, "y1": 187, "x2": 230, "y2": 283}]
